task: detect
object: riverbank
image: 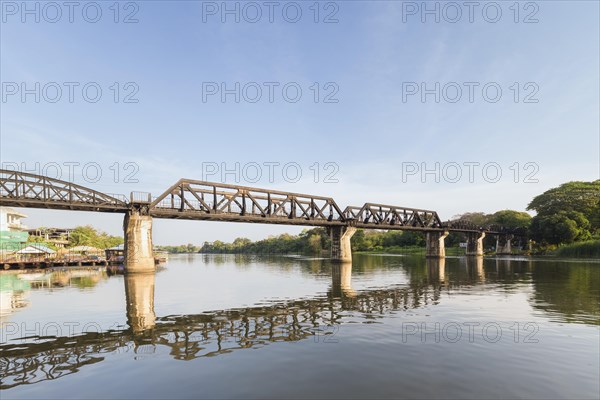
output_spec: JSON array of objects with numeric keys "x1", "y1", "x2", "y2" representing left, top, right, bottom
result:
[
  {"x1": 187, "y1": 243, "x2": 600, "y2": 259},
  {"x1": 552, "y1": 240, "x2": 600, "y2": 258},
  {"x1": 356, "y1": 246, "x2": 473, "y2": 257}
]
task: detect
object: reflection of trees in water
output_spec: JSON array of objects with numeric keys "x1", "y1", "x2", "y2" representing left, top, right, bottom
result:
[
  {"x1": 530, "y1": 261, "x2": 600, "y2": 325},
  {"x1": 0, "y1": 269, "x2": 109, "y2": 326},
  {"x1": 13, "y1": 269, "x2": 108, "y2": 290},
  {"x1": 403, "y1": 257, "x2": 599, "y2": 325}
]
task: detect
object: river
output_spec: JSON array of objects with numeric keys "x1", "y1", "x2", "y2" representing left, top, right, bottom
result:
[{"x1": 1, "y1": 254, "x2": 599, "y2": 399}]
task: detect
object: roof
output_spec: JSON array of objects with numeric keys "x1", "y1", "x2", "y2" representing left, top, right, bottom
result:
[
  {"x1": 69, "y1": 245, "x2": 101, "y2": 252},
  {"x1": 16, "y1": 244, "x2": 56, "y2": 254},
  {"x1": 0, "y1": 207, "x2": 27, "y2": 218},
  {"x1": 106, "y1": 244, "x2": 125, "y2": 251}
]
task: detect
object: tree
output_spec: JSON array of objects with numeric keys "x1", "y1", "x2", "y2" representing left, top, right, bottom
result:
[
  {"x1": 308, "y1": 234, "x2": 322, "y2": 254},
  {"x1": 68, "y1": 225, "x2": 124, "y2": 249},
  {"x1": 527, "y1": 180, "x2": 599, "y2": 246},
  {"x1": 527, "y1": 181, "x2": 600, "y2": 232},
  {"x1": 69, "y1": 226, "x2": 98, "y2": 247},
  {"x1": 530, "y1": 211, "x2": 592, "y2": 245},
  {"x1": 27, "y1": 234, "x2": 58, "y2": 250},
  {"x1": 351, "y1": 230, "x2": 368, "y2": 251},
  {"x1": 451, "y1": 212, "x2": 491, "y2": 226},
  {"x1": 489, "y1": 210, "x2": 532, "y2": 229}
]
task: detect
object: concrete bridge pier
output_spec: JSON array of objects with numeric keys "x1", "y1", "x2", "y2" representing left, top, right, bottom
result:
[
  {"x1": 124, "y1": 272, "x2": 156, "y2": 334},
  {"x1": 496, "y1": 234, "x2": 513, "y2": 255},
  {"x1": 466, "y1": 232, "x2": 486, "y2": 256},
  {"x1": 124, "y1": 210, "x2": 155, "y2": 273},
  {"x1": 425, "y1": 231, "x2": 449, "y2": 258},
  {"x1": 328, "y1": 226, "x2": 357, "y2": 263}
]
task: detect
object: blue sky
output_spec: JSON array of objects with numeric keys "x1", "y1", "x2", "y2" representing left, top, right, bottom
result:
[{"x1": 1, "y1": 0, "x2": 599, "y2": 244}]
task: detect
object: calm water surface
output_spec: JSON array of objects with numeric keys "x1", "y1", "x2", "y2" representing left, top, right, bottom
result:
[{"x1": 1, "y1": 254, "x2": 599, "y2": 399}]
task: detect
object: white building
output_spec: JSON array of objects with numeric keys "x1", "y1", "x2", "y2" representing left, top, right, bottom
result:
[{"x1": 0, "y1": 207, "x2": 28, "y2": 232}]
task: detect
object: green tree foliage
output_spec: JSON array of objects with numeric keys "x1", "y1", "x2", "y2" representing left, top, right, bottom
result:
[
  {"x1": 26, "y1": 234, "x2": 58, "y2": 250},
  {"x1": 489, "y1": 210, "x2": 532, "y2": 229},
  {"x1": 68, "y1": 225, "x2": 124, "y2": 249},
  {"x1": 527, "y1": 181, "x2": 599, "y2": 245},
  {"x1": 527, "y1": 181, "x2": 600, "y2": 223},
  {"x1": 450, "y1": 210, "x2": 531, "y2": 229},
  {"x1": 200, "y1": 228, "x2": 330, "y2": 254},
  {"x1": 199, "y1": 228, "x2": 428, "y2": 254},
  {"x1": 452, "y1": 212, "x2": 491, "y2": 226},
  {"x1": 530, "y1": 211, "x2": 592, "y2": 245},
  {"x1": 155, "y1": 244, "x2": 201, "y2": 253}
]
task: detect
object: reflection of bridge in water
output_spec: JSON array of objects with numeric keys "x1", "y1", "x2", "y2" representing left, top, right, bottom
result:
[
  {"x1": 2, "y1": 256, "x2": 596, "y2": 390},
  {"x1": 1, "y1": 259, "x2": 458, "y2": 389}
]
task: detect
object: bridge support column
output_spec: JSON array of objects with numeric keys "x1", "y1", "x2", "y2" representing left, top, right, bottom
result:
[
  {"x1": 496, "y1": 234, "x2": 513, "y2": 255},
  {"x1": 328, "y1": 226, "x2": 356, "y2": 263},
  {"x1": 426, "y1": 231, "x2": 449, "y2": 258},
  {"x1": 124, "y1": 210, "x2": 155, "y2": 273},
  {"x1": 466, "y1": 232, "x2": 486, "y2": 256}
]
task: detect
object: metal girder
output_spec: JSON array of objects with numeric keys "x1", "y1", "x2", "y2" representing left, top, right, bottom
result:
[
  {"x1": 149, "y1": 179, "x2": 346, "y2": 226},
  {"x1": 343, "y1": 203, "x2": 444, "y2": 230},
  {"x1": 0, "y1": 169, "x2": 524, "y2": 235},
  {"x1": 0, "y1": 169, "x2": 128, "y2": 212}
]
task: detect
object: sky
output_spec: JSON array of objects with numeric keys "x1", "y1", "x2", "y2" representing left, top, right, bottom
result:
[{"x1": 1, "y1": 0, "x2": 599, "y2": 245}]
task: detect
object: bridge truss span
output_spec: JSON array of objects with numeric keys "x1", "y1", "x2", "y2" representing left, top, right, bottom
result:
[
  {"x1": 442, "y1": 219, "x2": 526, "y2": 235},
  {"x1": 0, "y1": 169, "x2": 524, "y2": 238},
  {"x1": 343, "y1": 203, "x2": 444, "y2": 231},
  {"x1": 148, "y1": 179, "x2": 347, "y2": 226},
  {"x1": 0, "y1": 169, "x2": 128, "y2": 212}
]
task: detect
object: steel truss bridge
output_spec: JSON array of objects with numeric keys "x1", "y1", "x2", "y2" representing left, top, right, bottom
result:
[{"x1": 0, "y1": 169, "x2": 518, "y2": 234}]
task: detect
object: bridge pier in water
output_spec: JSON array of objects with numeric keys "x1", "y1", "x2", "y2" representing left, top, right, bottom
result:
[
  {"x1": 328, "y1": 226, "x2": 357, "y2": 263},
  {"x1": 466, "y1": 232, "x2": 486, "y2": 256},
  {"x1": 425, "y1": 231, "x2": 449, "y2": 258},
  {"x1": 496, "y1": 234, "x2": 513, "y2": 255},
  {"x1": 123, "y1": 210, "x2": 155, "y2": 273}
]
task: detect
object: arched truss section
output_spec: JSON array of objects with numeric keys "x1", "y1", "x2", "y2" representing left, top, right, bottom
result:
[
  {"x1": 443, "y1": 219, "x2": 483, "y2": 232},
  {"x1": 149, "y1": 179, "x2": 346, "y2": 226},
  {"x1": 0, "y1": 169, "x2": 128, "y2": 212},
  {"x1": 343, "y1": 203, "x2": 444, "y2": 230}
]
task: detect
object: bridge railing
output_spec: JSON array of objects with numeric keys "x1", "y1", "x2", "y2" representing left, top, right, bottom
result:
[{"x1": 130, "y1": 191, "x2": 152, "y2": 203}]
